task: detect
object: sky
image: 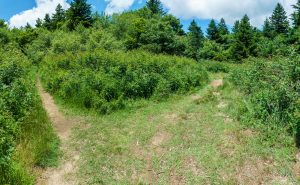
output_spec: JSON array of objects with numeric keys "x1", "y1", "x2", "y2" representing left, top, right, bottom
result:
[{"x1": 0, "y1": 0, "x2": 297, "y2": 31}]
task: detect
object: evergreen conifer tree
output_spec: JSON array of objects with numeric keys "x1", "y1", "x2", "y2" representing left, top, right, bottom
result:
[
  {"x1": 218, "y1": 18, "x2": 229, "y2": 35},
  {"x1": 207, "y1": 19, "x2": 219, "y2": 41},
  {"x1": 43, "y1": 14, "x2": 52, "y2": 30},
  {"x1": 66, "y1": 0, "x2": 93, "y2": 30},
  {"x1": 35, "y1": 18, "x2": 43, "y2": 28},
  {"x1": 52, "y1": 4, "x2": 66, "y2": 29},
  {"x1": 262, "y1": 18, "x2": 274, "y2": 38},
  {"x1": 186, "y1": 20, "x2": 204, "y2": 59},
  {"x1": 292, "y1": 0, "x2": 300, "y2": 28},
  {"x1": 146, "y1": 0, "x2": 164, "y2": 15},
  {"x1": 231, "y1": 15, "x2": 256, "y2": 60},
  {"x1": 270, "y1": 3, "x2": 289, "y2": 35}
]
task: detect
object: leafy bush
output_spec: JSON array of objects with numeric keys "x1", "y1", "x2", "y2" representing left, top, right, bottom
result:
[
  {"x1": 202, "y1": 60, "x2": 230, "y2": 73},
  {"x1": 230, "y1": 57, "x2": 300, "y2": 139},
  {"x1": 0, "y1": 48, "x2": 58, "y2": 184},
  {"x1": 41, "y1": 50, "x2": 208, "y2": 114}
]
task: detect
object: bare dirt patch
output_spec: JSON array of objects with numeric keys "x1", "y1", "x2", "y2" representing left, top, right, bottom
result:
[
  {"x1": 170, "y1": 169, "x2": 185, "y2": 185},
  {"x1": 151, "y1": 131, "x2": 172, "y2": 147},
  {"x1": 210, "y1": 79, "x2": 223, "y2": 88},
  {"x1": 183, "y1": 156, "x2": 205, "y2": 177},
  {"x1": 36, "y1": 80, "x2": 79, "y2": 185},
  {"x1": 235, "y1": 158, "x2": 274, "y2": 184}
]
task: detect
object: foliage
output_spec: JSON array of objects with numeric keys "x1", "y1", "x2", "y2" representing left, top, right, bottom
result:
[
  {"x1": 66, "y1": 0, "x2": 93, "y2": 30},
  {"x1": 0, "y1": 46, "x2": 58, "y2": 184},
  {"x1": 230, "y1": 15, "x2": 257, "y2": 61},
  {"x1": 185, "y1": 20, "x2": 204, "y2": 59},
  {"x1": 230, "y1": 57, "x2": 300, "y2": 140},
  {"x1": 292, "y1": 0, "x2": 300, "y2": 28},
  {"x1": 146, "y1": 0, "x2": 164, "y2": 15},
  {"x1": 270, "y1": 3, "x2": 289, "y2": 35},
  {"x1": 41, "y1": 50, "x2": 208, "y2": 114}
]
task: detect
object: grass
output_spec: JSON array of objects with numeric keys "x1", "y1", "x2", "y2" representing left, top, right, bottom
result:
[{"x1": 52, "y1": 72, "x2": 298, "y2": 184}]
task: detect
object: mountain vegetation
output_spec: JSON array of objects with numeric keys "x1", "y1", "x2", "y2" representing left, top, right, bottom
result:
[{"x1": 0, "y1": 0, "x2": 299, "y2": 184}]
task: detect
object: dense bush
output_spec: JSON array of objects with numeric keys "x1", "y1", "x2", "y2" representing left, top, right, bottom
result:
[
  {"x1": 230, "y1": 57, "x2": 300, "y2": 139},
  {"x1": 0, "y1": 47, "x2": 58, "y2": 184},
  {"x1": 41, "y1": 50, "x2": 208, "y2": 114}
]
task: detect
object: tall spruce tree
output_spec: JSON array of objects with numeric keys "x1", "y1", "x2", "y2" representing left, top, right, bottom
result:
[
  {"x1": 146, "y1": 0, "x2": 164, "y2": 15},
  {"x1": 186, "y1": 20, "x2": 204, "y2": 59},
  {"x1": 232, "y1": 20, "x2": 240, "y2": 33},
  {"x1": 218, "y1": 18, "x2": 229, "y2": 35},
  {"x1": 262, "y1": 18, "x2": 274, "y2": 38},
  {"x1": 232, "y1": 15, "x2": 256, "y2": 60},
  {"x1": 66, "y1": 0, "x2": 93, "y2": 30},
  {"x1": 52, "y1": 4, "x2": 66, "y2": 29},
  {"x1": 270, "y1": 3, "x2": 289, "y2": 35},
  {"x1": 292, "y1": 0, "x2": 300, "y2": 28},
  {"x1": 43, "y1": 13, "x2": 52, "y2": 30},
  {"x1": 35, "y1": 18, "x2": 43, "y2": 28},
  {"x1": 207, "y1": 19, "x2": 219, "y2": 41},
  {"x1": 217, "y1": 18, "x2": 229, "y2": 44}
]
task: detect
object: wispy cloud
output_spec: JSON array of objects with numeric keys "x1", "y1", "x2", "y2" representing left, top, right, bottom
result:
[
  {"x1": 9, "y1": 0, "x2": 69, "y2": 28},
  {"x1": 104, "y1": 0, "x2": 135, "y2": 15},
  {"x1": 160, "y1": 0, "x2": 297, "y2": 27}
]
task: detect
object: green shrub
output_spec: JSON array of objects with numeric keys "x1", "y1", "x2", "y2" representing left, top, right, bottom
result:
[
  {"x1": 202, "y1": 61, "x2": 230, "y2": 73},
  {"x1": 0, "y1": 48, "x2": 58, "y2": 184},
  {"x1": 230, "y1": 57, "x2": 300, "y2": 139},
  {"x1": 41, "y1": 50, "x2": 208, "y2": 114}
]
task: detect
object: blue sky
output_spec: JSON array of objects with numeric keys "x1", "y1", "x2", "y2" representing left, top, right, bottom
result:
[{"x1": 0, "y1": 0, "x2": 297, "y2": 31}]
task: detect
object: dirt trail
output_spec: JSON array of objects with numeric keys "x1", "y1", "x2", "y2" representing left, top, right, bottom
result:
[{"x1": 36, "y1": 79, "x2": 78, "y2": 185}]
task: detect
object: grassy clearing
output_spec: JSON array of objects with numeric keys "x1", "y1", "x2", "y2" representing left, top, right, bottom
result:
[{"x1": 54, "y1": 71, "x2": 299, "y2": 184}]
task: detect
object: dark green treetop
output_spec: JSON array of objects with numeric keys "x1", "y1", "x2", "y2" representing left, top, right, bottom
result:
[
  {"x1": 66, "y1": 0, "x2": 93, "y2": 30},
  {"x1": 292, "y1": 0, "x2": 300, "y2": 28},
  {"x1": 43, "y1": 13, "x2": 52, "y2": 30},
  {"x1": 270, "y1": 3, "x2": 289, "y2": 35},
  {"x1": 218, "y1": 18, "x2": 229, "y2": 35},
  {"x1": 186, "y1": 20, "x2": 204, "y2": 59},
  {"x1": 207, "y1": 19, "x2": 219, "y2": 41},
  {"x1": 231, "y1": 15, "x2": 256, "y2": 60},
  {"x1": 52, "y1": 4, "x2": 66, "y2": 29},
  {"x1": 262, "y1": 18, "x2": 274, "y2": 38},
  {"x1": 146, "y1": 0, "x2": 164, "y2": 15}
]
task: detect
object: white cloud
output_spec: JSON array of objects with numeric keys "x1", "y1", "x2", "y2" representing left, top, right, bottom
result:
[
  {"x1": 105, "y1": 0, "x2": 135, "y2": 15},
  {"x1": 160, "y1": 0, "x2": 297, "y2": 27},
  {"x1": 9, "y1": 0, "x2": 69, "y2": 28}
]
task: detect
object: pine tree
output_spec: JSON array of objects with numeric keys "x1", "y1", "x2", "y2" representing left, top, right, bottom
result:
[
  {"x1": 0, "y1": 19, "x2": 6, "y2": 28},
  {"x1": 262, "y1": 18, "x2": 274, "y2": 38},
  {"x1": 186, "y1": 20, "x2": 204, "y2": 59},
  {"x1": 66, "y1": 0, "x2": 93, "y2": 30},
  {"x1": 35, "y1": 18, "x2": 43, "y2": 28},
  {"x1": 25, "y1": 23, "x2": 32, "y2": 30},
  {"x1": 218, "y1": 18, "x2": 229, "y2": 35},
  {"x1": 217, "y1": 18, "x2": 229, "y2": 44},
  {"x1": 207, "y1": 19, "x2": 218, "y2": 41},
  {"x1": 270, "y1": 3, "x2": 289, "y2": 35},
  {"x1": 232, "y1": 20, "x2": 240, "y2": 33},
  {"x1": 231, "y1": 15, "x2": 256, "y2": 60},
  {"x1": 292, "y1": 0, "x2": 300, "y2": 28},
  {"x1": 146, "y1": 0, "x2": 164, "y2": 15},
  {"x1": 43, "y1": 13, "x2": 52, "y2": 30},
  {"x1": 52, "y1": 4, "x2": 66, "y2": 29}
]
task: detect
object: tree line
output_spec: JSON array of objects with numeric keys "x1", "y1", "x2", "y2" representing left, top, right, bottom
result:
[{"x1": 2, "y1": 0, "x2": 300, "y2": 61}]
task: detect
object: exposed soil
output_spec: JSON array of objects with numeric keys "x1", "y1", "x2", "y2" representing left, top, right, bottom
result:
[
  {"x1": 210, "y1": 79, "x2": 223, "y2": 88},
  {"x1": 36, "y1": 79, "x2": 78, "y2": 185}
]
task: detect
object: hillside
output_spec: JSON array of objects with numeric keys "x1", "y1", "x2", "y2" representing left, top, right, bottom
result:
[{"x1": 0, "y1": 0, "x2": 299, "y2": 184}]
